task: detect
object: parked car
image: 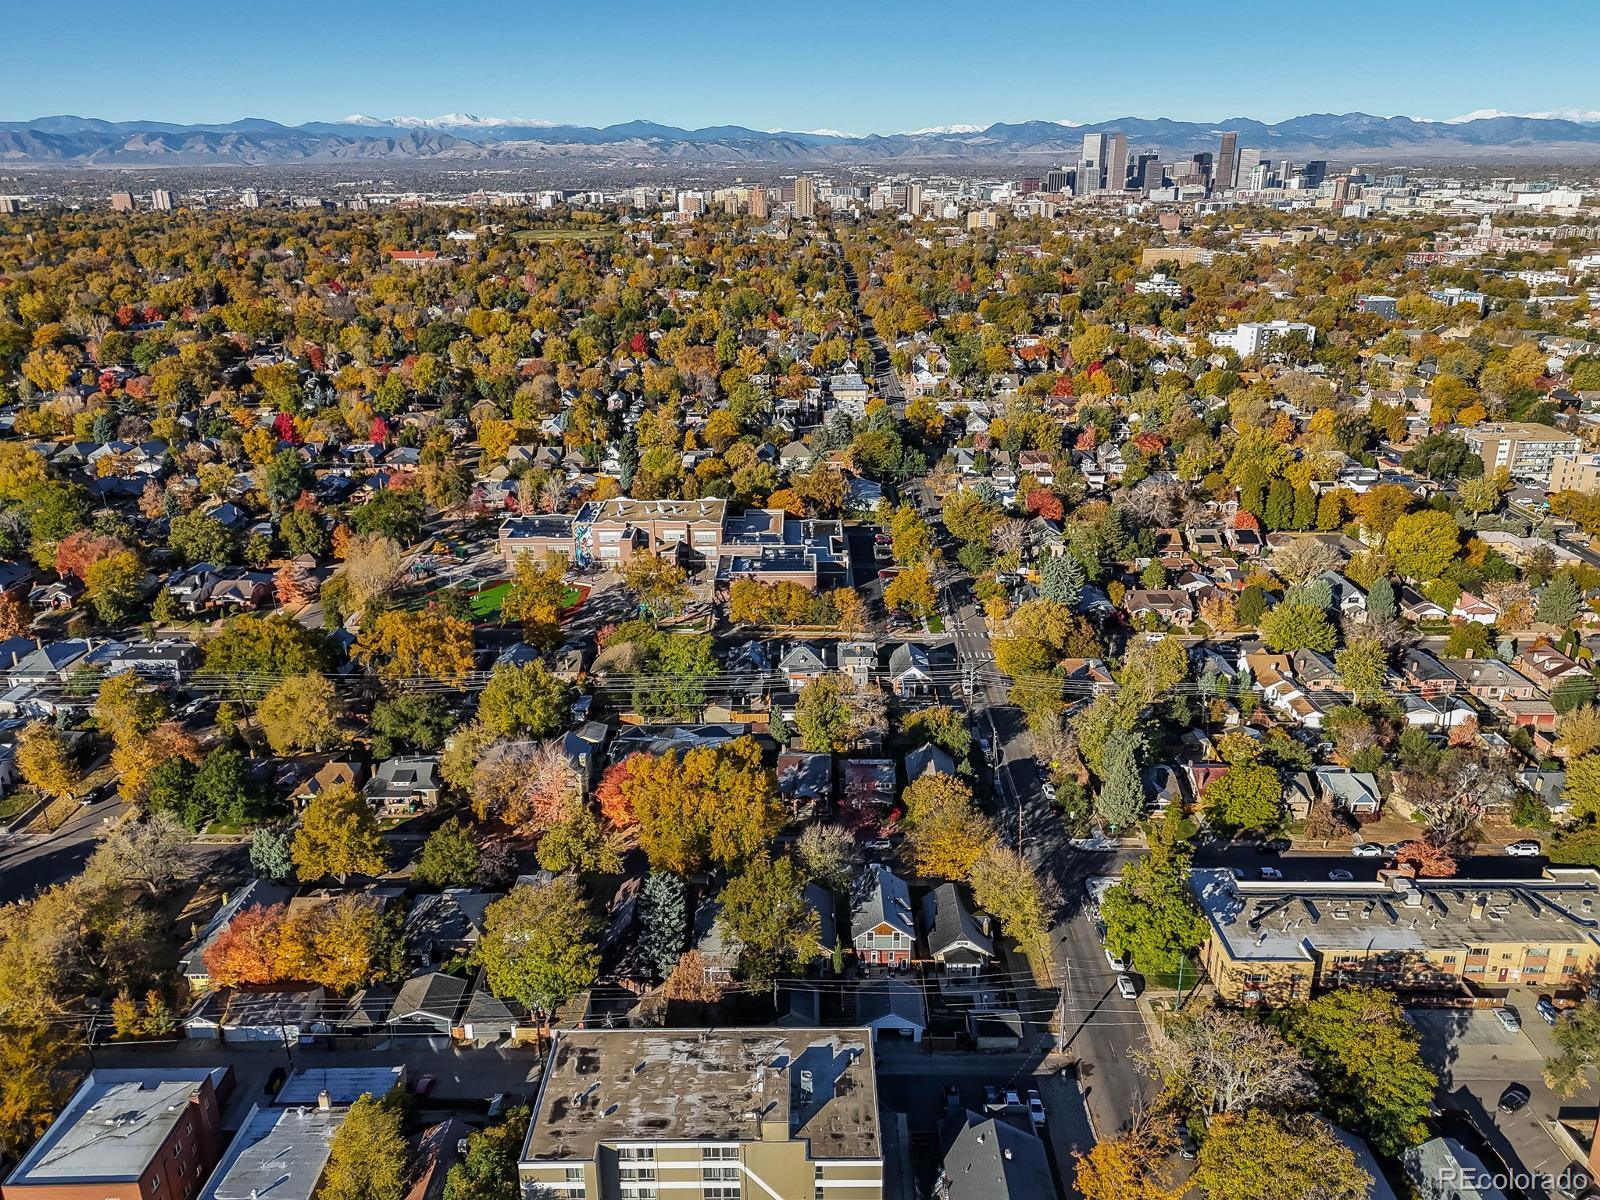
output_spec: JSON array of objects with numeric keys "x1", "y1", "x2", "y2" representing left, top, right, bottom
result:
[
  {"x1": 1041, "y1": 781, "x2": 1057, "y2": 801},
  {"x1": 1104, "y1": 947, "x2": 1128, "y2": 971},
  {"x1": 1178, "y1": 1127, "x2": 1199, "y2": 1159},
  {"x1": 1254, "y1": 837, "x2": 1291, "y2": 855},
  {"x1": 1027, "y1": 1090, "x2": 1046, "y2": 1128},
  {"x1": 1495, "y1": 1006, "x2": 1523, "y2": 1033},
  {"x1": 1259, "y1": 866, "x2": 1283, "y2": 880},
  {"x1": 1116, "y1": 974, "x2": 1140, "y2": 1000},
  {"x1": 1328, "y1": 869, "x2": 1353, "y2": 881},
  {"x1": 1002, "y1": 1089, "x2": 1022, "y2": 1109},
  {"x1": 412, "y1": 1073, "x2": 437, "y2": 1097},
  {"x1": 944, "y1": 1084, "x2": 961, "y2": 1116},
  {"x1": 863, "y1": 838, "x2": 893, "y2": 854},
  {"x1": 1506, "y1": 841, "x2": 1542, "y2": 857},
  {"x1": 1352, "y1": 842, "x2": 1384, "y2": 858},
  {"x1": 1498, "y1": 1083, "x2": 1532, "y2": 1114},
  {"x1": 1538, "y1": 997, "x2": 1562, "y2": 1026}
]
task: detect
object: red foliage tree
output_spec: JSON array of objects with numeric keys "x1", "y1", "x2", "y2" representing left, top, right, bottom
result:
[
  {"x1": 306, "y1": 344, "x2": 326, "y2": 372},
  {"x1": 275, "y1": 561, "x2": 313, "y2": 606},
  {"x1": 370, "y1": 416, "x2": 390, "y2": 446},
  {"x1": 272, "y1": 412, "x2": 298, "y2": 444},
  {"x1": 1233, "y1": 509, "x2": 1262, "y2": 532},
  {"x1": 115, "y1": 304, "x2": 136, "y2": 328},
  {"x1": 201, "y1": 903, "x2": 287, "y2": 986},
  {"x1": 1395, "y1": 839, "x2": 1458, "y2": 878},
  {"x1": 1074, "y1": 426, "x2": 1099, "y2": 451},
  {"x1": 1025, "y1": 489, "x2": 1065, "y2": 522},
  {"x1": 596, "y1": 753, "x2": 649, "y2": 829},
  {"x1": 54, "y1": 530, "x2": 124, "y2": 582},
  {"x1": 629, "y1": 332, "x2": 650, "y2": 357}
]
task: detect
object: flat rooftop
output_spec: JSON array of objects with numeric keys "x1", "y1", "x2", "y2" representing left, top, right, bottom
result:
[
  {"x1": 1194, "y1": 867, "x2": 1600, "y2": 963},
  {"x1": 198, "y1": 1104, "x2": 343, "y2": 1200},
  {"x1": 7, "y1": 1069, "x2": 225, "y2": 1185},
  {"x1": 522, "y1": 1028, "x2": 880, "y2": 1163}
]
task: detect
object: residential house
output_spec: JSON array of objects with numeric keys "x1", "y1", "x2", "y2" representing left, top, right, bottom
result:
[
  {"x1": 1514, "y1": 643, "x2": 1588, "y2": 691},
  {"x1": 852, "y1": 864, "x2": 915, "y2": 966},
  {"x1": 365, "y1": 757, "x2": 441, "y2": 817},
  {"x1": 1123, "y1": 589, "x2": 1195, "y2": 625},
  {"x1": 179, "y1": 879, "x2": 296, "y2": 989},
  {"x1": 921, "y1": 882, "x2": 995, "y2": 976},
  {"x1": 779, "y1": 643, "x2": 830, "y2": 689},
  {"x1": 293, "y1": 760, "x2": 365, "y2": 807},
  {"x1": 905, "y1": 743, "x2": 957, "y2": 782},
  {"x1": 1399, "y1": 586, "x2": 1448, "y2": 622},
  {"x1": 888, "y1": 643, "x2": 935, "y2": 699},
  {"x1": 1313, "y1": 767, "x2": 1382, "y2": 816},
  {"x1": 839, "y1": 641, "x2": 878, "y2": 688},
  {"x1": 1401, "y1": 648, "x2": 1458, "y2": 698},
  {"x1": 403, "y1": 889, "x2": 496, "y2": 967},
  {"x1": 1451, "y1": 591, "x2": 1497, "y2": 625},
  {"x1": 934, "y1": 1112, "x2": 1052, "y2": 1200},
  {"x1": 858, "y1": 978, "x2": 926, "y2": 1043},
  {"x1": 1442, "y1": 659, "x2": 1537, "y2": 702},
  {"x1": 386, "y1": 972, "x2": 467, "y2": 1036}
]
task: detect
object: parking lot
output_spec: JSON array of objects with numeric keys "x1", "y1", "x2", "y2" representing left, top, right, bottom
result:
[{"x1": 1407, "y1": 1007, "x2": 1587, "y2": 1200}]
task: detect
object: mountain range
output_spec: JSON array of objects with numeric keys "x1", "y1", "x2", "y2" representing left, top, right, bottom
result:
[{"x1": 4, "y1": 112, "x2": 1600, "y2": 166}]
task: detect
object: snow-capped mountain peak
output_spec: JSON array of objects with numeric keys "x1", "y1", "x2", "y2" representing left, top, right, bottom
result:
[
  {"x1": 900, "y1": 123, "x2": 986, "y2": 135},
  {"x1": 339, "y1": 113, "x2": 558, "y2": 129}
]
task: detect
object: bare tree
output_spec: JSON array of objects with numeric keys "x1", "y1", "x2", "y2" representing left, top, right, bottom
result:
[
  {"x1": 342, "y1": 533, "x2": 405, "y2": 610},
  {"x1": 87, "y1": 813, "x2": 196, "y2": 898},
  {"x1": 990, "y1": 518, "x2": 1028, "y2": 555},
  {"x1": 1116, "y1": 478, "x2": 1188, "y2": 528},
  {"x1": 1138, "y1": 1007, "x2": 1312, "y2": 1116},
  {"x1": 1270, "y1": 539, "x2": 1342, "y2": 586}
]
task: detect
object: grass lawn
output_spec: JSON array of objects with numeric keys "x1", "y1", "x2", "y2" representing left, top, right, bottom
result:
[
  {"x1": 926, "y1": 614, "x2": 945, "y2": 633},
  {"x1": 469, "y1": 582, "x2": 586, "y2": 622},
  {"x1": 471, "y1": 581, "x2": 512, "y2": 619},
  {"x1": 0, "y1": 790, "x2": 33, "y2": 823},
  {"x1": 512, "y1": 228, "x2": 616, "y2": 244}
]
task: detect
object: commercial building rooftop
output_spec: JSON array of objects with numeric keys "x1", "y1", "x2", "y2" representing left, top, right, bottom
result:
[
  {"x1": 6, "y1": 1069, "x2": 226, "y2": 1186},
  {"x1": 523, "y1": 1028, "x2": 880, "y2": 1163},
  {"x1": 1193, "y1": 867, "x2": 1600, "y2": 963},
  {"x1": 198, "y1": 1104, "x2": 343, "y2": 1200}
]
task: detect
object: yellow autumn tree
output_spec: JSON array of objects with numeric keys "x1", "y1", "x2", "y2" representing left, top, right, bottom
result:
[
  {"x1": 900, "y1": 774, "x2": 996, "y2": 880},
  {"x1": 353, "y1": 608, "x2": 474, "y2": 686},
  {"x1": 290, "y1": 784, "x2": 387, "y2": 884},
  {"x1": 15, "y1": 721, "x2": 81, "y2": 802}
]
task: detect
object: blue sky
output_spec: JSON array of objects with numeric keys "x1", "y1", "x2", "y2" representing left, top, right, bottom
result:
[{"x1": 6, "y1": 0, "x2": 1598, "y2": 131}]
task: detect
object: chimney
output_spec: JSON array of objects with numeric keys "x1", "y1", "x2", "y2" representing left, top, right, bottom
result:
[{"x1": 317, "y1": 1089, "x2": 331, "y2": 1112}]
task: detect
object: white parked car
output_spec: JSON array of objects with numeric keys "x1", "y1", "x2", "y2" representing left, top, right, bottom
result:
[
  {"x1": 1026, "y1": 1090, "x2": 1046, "y2": 1127},
  {"x1": 1351, "y1": 843, "x2": 1385, "y2": 858},
  {"x1": 1494, "y1": 1007, "x2": 1522, "y2": 1033},
  {"x1": 1505, "y1": 841, "x2": 1542, "y2": 857},
  {"x1": 1259, "y1": 866, "x2": 1283, "y2": 880},
  {"x1": 1116, "y1": 974, "x2": 1140, "y2": 1000},
  {"x1": 1104, "y1": 947, "x2": 1128, "y2": 971}
]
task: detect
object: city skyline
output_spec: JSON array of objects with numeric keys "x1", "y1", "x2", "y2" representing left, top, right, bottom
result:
[{"x1": 4, "y1": 0, "x2": 1599, "y2": 132}]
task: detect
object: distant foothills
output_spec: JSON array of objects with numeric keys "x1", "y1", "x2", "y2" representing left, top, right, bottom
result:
[{"x1": 5, "y1": 111, "x2": 1600, "y2": 166}]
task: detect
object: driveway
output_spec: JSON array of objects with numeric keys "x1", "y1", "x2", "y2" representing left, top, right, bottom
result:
[{"x1": 1408, "y1": 1007, "x2": 1593, "y2": 1200}]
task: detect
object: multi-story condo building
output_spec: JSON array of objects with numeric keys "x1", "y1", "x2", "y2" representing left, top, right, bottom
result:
[
  {"x1": 4, "y1": 1069, "x2": 231, "y2": 1200},
  {"x1": 1461, "y1": 421, "x2": 1581, "y2": 485},
  {"x1": 1551, "y1": 452, "x2": 1600, "y2": 494},
  {"x1": 520, "y1": 1029, "x2": 884, "y2": 1200},
  {"x1": 1213, "y1": 319, "x2": 1316, "y2": 359},
  {"x1": 1192, "y1": 867, "x2": 1600, "y2": 1005}
]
